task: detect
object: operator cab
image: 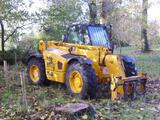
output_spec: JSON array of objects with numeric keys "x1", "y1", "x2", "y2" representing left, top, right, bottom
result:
[{"x1": 64, "y1": 24, "x2": 113, "y2": 51}]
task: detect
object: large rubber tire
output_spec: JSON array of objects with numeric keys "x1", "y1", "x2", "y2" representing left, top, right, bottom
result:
[
  {"x1": 65, "y1": 62, "x2": 97, "y2": 99},
  {"x1": 27, "y1": 58, "x2": 48, "y2": 85}
]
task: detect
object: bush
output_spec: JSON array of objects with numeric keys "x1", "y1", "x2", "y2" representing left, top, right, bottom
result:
[
  {"x1": 0, "y1": 49, "x2": 25, "y2": 65},
  {"x1": 0, "y1": 37, "x2": 39, "y2": 65}
]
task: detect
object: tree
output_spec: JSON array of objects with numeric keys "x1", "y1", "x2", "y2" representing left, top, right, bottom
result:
[
  {"x1": 141, "y1": 0, "x2": 150, "y2": 52},
  {"x1": 40, "y1": 0, "x2": 82, "y2": 40},
  {"x1": 101, "y1": 0, "x2": 113, "y2": 24},
  {"x1": 100, "y1": 0, "x2": 149, "y2": 48},
  {"x1": 0, "y1": 0, "x2": 29, "y2": 60},
  {"x1": 148, "y1": 20, "x2": 160, "y2": 47}
]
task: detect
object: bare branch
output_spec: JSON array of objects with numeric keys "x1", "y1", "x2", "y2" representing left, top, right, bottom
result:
[
  {"x1": 4, "y1": 27, "x2": 20, "y2": 42},
  {"x1": 4, "y1": 22, "x2": 35, "y2": 43}
]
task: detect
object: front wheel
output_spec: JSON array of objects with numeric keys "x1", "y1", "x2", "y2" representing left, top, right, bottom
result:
[{"x1": 65, "y1": 62, "x2": 97, "y2": 99}]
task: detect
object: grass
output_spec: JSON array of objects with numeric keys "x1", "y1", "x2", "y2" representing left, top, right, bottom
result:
[
  {"x1": 0, "y1": 46, "x2": 160, "y2": 119},
  {"x1": 92, "y1": 99, "x2": 159, "y2": 120},
  {"x1": 115, "y1": 46, "x2": 160, "y2": 79}
]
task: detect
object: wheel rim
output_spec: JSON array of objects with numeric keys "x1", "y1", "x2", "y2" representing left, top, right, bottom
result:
[
  {"x1": 29, "y1": 65, "x2": 40, "y2": 82},
  {"x1": 69, "y1": 71, "x2": 83, "y2": 93}
]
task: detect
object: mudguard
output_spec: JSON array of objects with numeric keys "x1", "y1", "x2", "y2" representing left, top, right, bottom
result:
[
  {"x1": 62, "y1": 54, "x2": 93, "y2": 65},
  {"x1": 24, "y1": 52, "x2": 42, "y2": 65}
]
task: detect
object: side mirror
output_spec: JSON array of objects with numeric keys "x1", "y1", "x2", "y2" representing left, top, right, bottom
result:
[{"x1": 62, "y1": 34, "x2": 68, "y2": 42}]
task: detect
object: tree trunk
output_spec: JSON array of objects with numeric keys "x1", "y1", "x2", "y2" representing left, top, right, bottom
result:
[
  {"x1": 141, "y1": 0, "x2": 149, "y2": 52},
  {"x1": 101, "y1": 0, "x2": 112, "y2": 24},
  {"x1": 0, "y1": 20, "x2": 5, "y2": 60}
]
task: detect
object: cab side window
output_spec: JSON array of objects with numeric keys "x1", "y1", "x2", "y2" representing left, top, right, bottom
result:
[
  {"x1": 67, "y1": 26, "x2": 91, "y2": 45},
  {"x1": 68, "y1": 31, "x2": 83, "y2": 44}
]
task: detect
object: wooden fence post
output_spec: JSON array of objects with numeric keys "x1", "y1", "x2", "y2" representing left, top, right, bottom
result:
[
  {"x1": 3, "y1": 60, "x2": 9, "y2": 88},
  {"x1": 20, "y1": 72, "x2": 27, "y2": 108}
]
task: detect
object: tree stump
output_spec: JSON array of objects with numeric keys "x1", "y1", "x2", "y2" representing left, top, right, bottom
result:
[{"x1": 54, "y1": 102, "x2": 95, "y2": 120}]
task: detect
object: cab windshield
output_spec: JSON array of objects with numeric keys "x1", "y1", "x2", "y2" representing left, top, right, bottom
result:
[{"x1": 88, "y1": 26, "x2": 110, "y2": 48}]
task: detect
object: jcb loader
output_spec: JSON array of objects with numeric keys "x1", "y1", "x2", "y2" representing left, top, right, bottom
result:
[{"x1": 26, "y1": 24, "x2": 147, "y2": 100}]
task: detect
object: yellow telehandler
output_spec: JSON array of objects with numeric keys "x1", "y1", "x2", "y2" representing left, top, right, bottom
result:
[
  {"x1": 26, "y1": 23, "x2": 147, "y2": 100},
  {"x1": 26, "y1": 2, "x2": 147, "y2": 100}
]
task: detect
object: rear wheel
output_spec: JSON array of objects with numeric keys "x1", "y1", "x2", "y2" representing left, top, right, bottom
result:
[
  {"x1": 65, "y1": 62, "x2": 97, "y2": 99},
  {"x1": 27, "y1": 58, "x2": 48, "y2": 85}
]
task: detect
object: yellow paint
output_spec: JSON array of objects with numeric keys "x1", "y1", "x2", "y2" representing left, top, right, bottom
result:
[
  {"x1": 105, "y1": 55, "x2": 126, "y2": 78},
  {"x1": 29, "y1": 65, "x2": 40, "y2": 82},
  {"x1": 69, "y1": 71, "x2": 83, "y2": 93},
  {"x1": 37, "y1": 40, "x2": 147, "y2": 100}
]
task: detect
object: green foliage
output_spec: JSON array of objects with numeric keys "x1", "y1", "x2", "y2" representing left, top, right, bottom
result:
[
  {"x1": 0, "y1": 49, "x2": 20, "y2": 64},
  {"x1": 0, "y1": 0, "x2": 29, "y2": 34},
  {"x1": 0, "y1": 0, "x2": 28, "y2": 21},
  {"x1": 0, "y1": 35, "x2": 39, "y2": 64},
  {"x1": 16, "y1": 35, "x2": 39, "y2": 53},
  {"x1": 0, "y1": 0, "x2": 31, "y2": 60},
  {"x1": 40, "y1": 0, "x2": 82, "y2": 40}
]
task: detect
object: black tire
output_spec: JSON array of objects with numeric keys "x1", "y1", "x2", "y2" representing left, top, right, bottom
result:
[
  {"x1": 122, "y1": 56, "x2": 137, "y2": 77},
  {"x1": 27, "y1": 58, "x2": 49, "y2": 85},
  {"x1": 65, "y1": 62, "x2": 97, "y2": 99}
]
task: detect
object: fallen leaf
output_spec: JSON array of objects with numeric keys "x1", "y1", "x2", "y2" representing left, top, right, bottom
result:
[
  {"x1": 82, "y1": 114, "x2": 88, "y2": 120},
  {"x1": 47, "y1": 111, "x2": 54, "y2": 120}
]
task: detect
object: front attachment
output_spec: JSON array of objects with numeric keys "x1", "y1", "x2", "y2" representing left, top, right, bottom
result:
[
  {"x1": 123, "y1": 79, "x2": 147, "y2": 100},
  {"x1": 111, "y1": 75, "x2": 147, "y2": 101}
]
